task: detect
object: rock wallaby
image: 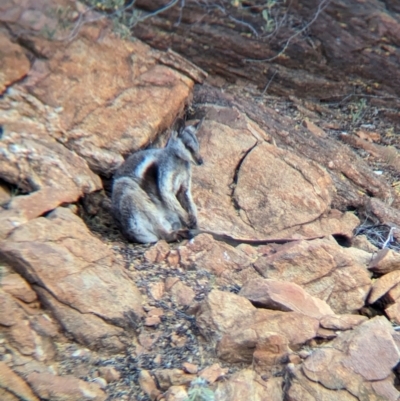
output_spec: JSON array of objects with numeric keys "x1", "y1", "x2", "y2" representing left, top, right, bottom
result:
[{"x1": 112, "y1": 119, "x2": 204, "y2": 243}]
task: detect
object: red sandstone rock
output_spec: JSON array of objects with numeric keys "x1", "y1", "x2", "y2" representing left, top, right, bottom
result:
[
  {"x1": 199, "y1": 363, "x2": 228, "y2": 384},
  {"x1": 1, "y1": 271, "x2": 37, "y2": 303},
  {"x1": 168, "y1": 280, "x2": 195, "y2": 307},
  {"x1": 254, "y1": 237, "x2": 371, "y2": 313},
  {"x1": 153, "y1": 369, "x2": 195, "y2": 391},
  {"x1": 217, "y1": 308, "x2": 318, "y2": 363},
  {"x1": 319, "y1": 314, "x2": 368, "y2": 330},
  {"x1": 195, "y1": 290, "x2": 255, "y2": 342},
  {"x1": 369, "y1": 248, "x2": 400, "y2": 274},
  {"x1": 177, "y1": 234, "x2": 252, "y2": 276},
  {"x1": 0, "y1": 32, "x2": 30, "y2": 94},
  {"x1": 288, "y1": 317, "x2": 400, "y2": 400},
  {"x1": 98, "y1": 367, "x2": 120, "y2": 383},
  {"x1": 0, "y1": 362, "x2": 39, "y2": 401},
  {"x1": 215, "y1": 369, "x2": 283, "y2": 401},
  {"x1": 239, "y1": 278, "x2": 334, "y2": 319},
  {"x1": 0, "y1": 208, "x2": 144, "y2": 350},
  {"x1": 144, "y1": 240, "x2": 170, "y2": 263},
  {"x1": 26, "y1": 372, "x2": 106, "y2": 401},
  {"x1": 138, "y1": 370, "x2": 161, "y2": 401},
  {"x1": 182, "y1": 362, "x2": 198, "y2": 374},
  {"x1": 368, "y1": 270, "x2": 400, "y2": 304}
]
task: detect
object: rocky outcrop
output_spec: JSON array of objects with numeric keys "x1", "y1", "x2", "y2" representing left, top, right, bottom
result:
[
  {"x1": 0, "y1": 31, "x2": 30, "y2": 93},
  {"x1": 196, "y1": 290, "x2": 319, "y2": 363},
  {"x1": 0, "y1": 207, "x2": 144, "y2": 350},
  {"x1": 254, "y1": 237, "x2": 372, "y2": 313},
  {"x1": 2, "y1": 0, "x2": 400, "y2": 400},
  {"x1": 133, "y1": 0, "x2": 400, "y2": 105},
  {"x1": 287, "y1": 317, "x2": 400, "y2": 401},
  {"x1": 215, "y1": 369, "x2": 283, "y2": 401},
  {"x1": 26, "y1": 372, "x2": 106, "y2": 401},
  {"x1": 0, "y1": 362, "x2": 39, "y2": 401}
]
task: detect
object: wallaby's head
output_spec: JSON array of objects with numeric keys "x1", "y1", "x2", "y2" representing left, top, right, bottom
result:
[{"x1": 170, "y1": 119, "x2": 204, "y2": 166}]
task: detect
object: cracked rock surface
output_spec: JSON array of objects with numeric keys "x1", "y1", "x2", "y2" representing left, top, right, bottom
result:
[{"x1": 1, "y1": 0, "x2": 400, "y2": 400}]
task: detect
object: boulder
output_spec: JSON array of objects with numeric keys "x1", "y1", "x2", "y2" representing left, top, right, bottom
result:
[
  {"x1": 0, "y1": 269, "x2": 37, "y2": 303},
  {"x1": 191, "y1": 108, "x2": 342, "y2": 239},
  {"x1": 287, "y1": 317, "x2": 400, "y2": 401},
  {"x1": 0, "y1": 88, "x2": 102, "y2": 238},
  {"x1": 254, "y1": 237, "x2": 371, "y2": 313},
  {"x1": 24, "y1": 25, "x2": 194, "y2": 175},
  {"x1": 0, "y1": 31, "x2": 30, "y2": 94},
  {"x1": 196, "y1": 290, "x2": 318, "y2": 363},
  {"x1": 0, "y1": 289, "x2": 56, "y2": 361},
  {"x1": 0, "y1": 208, "x2": 144, "y2": 348},
  {"x1": 234, "y1": 142, "x2": 332, "y2": 235},
  {"x1": 0, "y1": 362, "x2": 39, "y2": 401},
  {"x1": 368, "y1": 270, "x2": 400, "y2": 304},
  {"x1": 369, "y1": 248, "x2": 400, "y2": 275},
  {"x1": 239, "y1": 278, "x2": 334, "y2": 319},
  {"x1": 0, "y1": 87, "x2": 101, "y2": 194},
  {"x1": 195, "y1": 290, "x2": 256, "y2": 342},
  {"x1": 319, "y1": 314, "x2": 368, "y2": 331},
  {"x1": 215, "y1": 369, "x2": 283, "y2": 401},
  {"x1": 26, "y1": 372, "x2": 106, "y2": 401},
  {"x1": 217, "y1": 309, "x2": 318, "y2": 363}
]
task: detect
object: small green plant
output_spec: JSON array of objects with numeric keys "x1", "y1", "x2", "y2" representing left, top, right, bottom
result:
[
  {"x1": 262, "y1": 0, "x2": 278, "y2": 33},
  {"x1": 351, "y1": 98, "x2": 367, "y2": 124},
  {"x1": 185, "y1": 378, "x2": 215, "y2": 401}
]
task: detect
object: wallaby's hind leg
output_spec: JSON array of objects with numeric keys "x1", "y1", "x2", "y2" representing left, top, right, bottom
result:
[
  {"x1": 112, "y1": 177, "x2": 184, "y2": 243},
  {"x1": 112, "y1": 178, "x2": 162, "y2": 243}
]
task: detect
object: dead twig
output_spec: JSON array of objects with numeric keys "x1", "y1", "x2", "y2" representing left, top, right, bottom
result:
[
  {"x1": 383, "y1": 227, "x2": 396, "y2": 249},
  {"x1": 228, "y1": 15, "x2": 259, "y2": 37},
  {"x1": 260, "y1": 70, "x2": 278, "y2": 96},
  {"x1": 245, "y1": 0, "x2": 331, "y2": 63}
]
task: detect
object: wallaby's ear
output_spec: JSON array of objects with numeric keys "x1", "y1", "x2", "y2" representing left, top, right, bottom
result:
[
  {"x1": 193, "y1": 117, "x2": 204, "y2": 131},
  {"x1": 175, "y1": 118, "x2": 186, "y2": 134}
]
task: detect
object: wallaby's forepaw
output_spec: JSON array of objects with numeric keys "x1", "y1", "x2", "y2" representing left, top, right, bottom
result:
[
  {"x1": 187, "y1": 214, "x2": 198, "y2": 229},
  {"x1": 175, "y1": 228, "x2": 192, "y2": 241}
]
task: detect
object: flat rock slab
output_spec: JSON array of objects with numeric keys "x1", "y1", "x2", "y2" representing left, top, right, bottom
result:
[
  {"x1": 215, "y1": 369, "x2": 283, "y2": 401},
  {"x1": 26, "y1": 372, "x2": 106, "y2": 401},
  {"x1": 254, "y1": 237, "x2": 371, "y2": 313},
  {"x1": 0, "y1": 31, "x2": 30, "y2": 94},
  {"x1": 239, "y1": 278, "x2": 334, "y2": 319},
  {"x1": 196, "y1": 290, "x2": 318, "y2": 363},
  {"x1": 217, "y1": 308, "x2": 318, "y2": 363},
  {"x1": 0, "y1": 88, "x2": 102, "y2": 238},
  {"x1": 368, "y1": 270, "x2": 400, "y2": 304},
  {"x1": 0, "y1": 208, "x2": 144, "y2": 338},
  {"x1": 234, "y1": 142, "x2": 332, "y2": 235},
  {"x1": 23, "y1": 25, "x2": 194, "y2": 175},
  {"x1": 288, "y1": 317, "x2": 400, "y2": 401},
  {"x1": 0, "y1": 88, "x2": 101, "y2": 194},
  {"x1": 369, "y1": 248, "x2": 400, "y2": 275},
  {"x1": 177, "y1": 233, "x2": 253, "y2": 276},
  {"x1": 191, "y1": 106, "x2": 360, "y2": 239},
  {"x1": 0, "y1": 361, "x2": 39, "y2": 401}
]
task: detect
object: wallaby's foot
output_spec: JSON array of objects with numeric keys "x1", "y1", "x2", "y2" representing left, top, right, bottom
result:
[{"x1": 187, "y1": 214, "x2": 198, "y2": 229}]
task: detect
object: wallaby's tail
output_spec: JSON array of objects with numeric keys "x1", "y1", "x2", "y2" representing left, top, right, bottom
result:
[{"x1": 188, "y1": 229, "x2": 324, "y2": 247}]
